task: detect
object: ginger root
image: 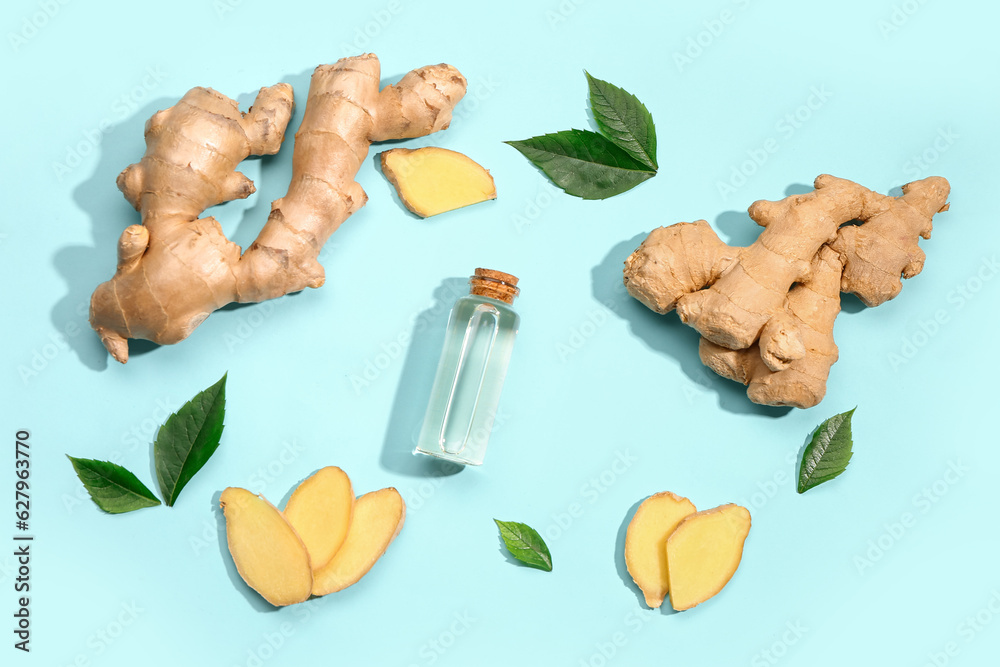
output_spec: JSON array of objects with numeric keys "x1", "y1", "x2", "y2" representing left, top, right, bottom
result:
[
  {"x1": 90, "y1": 54, "x2": 467, "y2": 363},
  {"x1": 623, "y1": 175, "x2": 950, "y2": 407},
  {"x1": 380, "y1": 147, "x2": 496, "y2": 217}
]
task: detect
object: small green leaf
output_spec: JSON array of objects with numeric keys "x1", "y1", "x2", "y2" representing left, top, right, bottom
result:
[
  {"x1": 154, "y1": 373, "x2": 227, "y2": 506},
  {"x1": 586, "y1": 72, "x2": 657, "y2": 170},
  {"x1": 505, "y1": 130, "x2": 655, "y2": 200},
  {"x1": 798, "y1": 408, "x2": 856, "y2": 494},
  {"x1": 494, "y1": 519, "x2": 552, "y2": 572},
  {"x1": 67, "y1": 456, "x2": 161, "y2": 514}
]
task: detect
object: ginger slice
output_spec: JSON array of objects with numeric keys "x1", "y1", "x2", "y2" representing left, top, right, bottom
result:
[
  {"x1": 381, "y1": 147, "x2": 497, "y2": 217},
  {"x1": 283, "y1": 467, "x2": 354, "y2": 572},
  {"x1": 624, "y1": 492, "x2": 697, "y2": 608},
  {"x1": 666, "y1": 503, "x2": 751, "y2": 611},
  {"x1": 220, "y1": 487, "x2": 313, "y2": 606},
  {"x1": 312, "y1": 488, "x2": 405, "y2": 596}
]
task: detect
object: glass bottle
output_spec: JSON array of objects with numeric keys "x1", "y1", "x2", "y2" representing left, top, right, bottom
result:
[{"x1": 414, "y1": 269, "x2": 521, "y2": 466}]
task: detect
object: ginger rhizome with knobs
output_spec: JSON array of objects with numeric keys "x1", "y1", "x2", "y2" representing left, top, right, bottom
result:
[
  {"x1": 90, "y1": 54, "x2": 467, "y2": 363},
  {"x1": 623, "y1": 175, "x2": 951, "y2": 408}
]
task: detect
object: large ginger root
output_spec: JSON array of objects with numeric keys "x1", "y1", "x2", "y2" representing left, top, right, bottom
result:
[
  {"x1": 623, "y1": 175, "x2": 950, "y2": 408},
  {"x1": 699, "y1": 245, "x2": 844, "y2": 408},
  {"x1": 90, "y1": 54, "x2": 467, "y2": 362}
]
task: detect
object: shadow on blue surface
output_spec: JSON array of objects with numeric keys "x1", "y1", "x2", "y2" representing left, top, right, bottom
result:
[
  {"x1": 592, "y1": 234, "x2": 790, "y2": 417},
  {"x1": 379, "y1": 277, "x2": 468, "y2": 479}
]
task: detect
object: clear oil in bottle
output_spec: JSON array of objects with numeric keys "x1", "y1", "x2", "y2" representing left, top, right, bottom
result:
[{"x1": 414, "y1": 269, "x2": 520, "y2": 466}]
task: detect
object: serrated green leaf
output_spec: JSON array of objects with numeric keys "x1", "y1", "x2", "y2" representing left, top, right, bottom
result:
[
  {"x1": 154, "y1": 373, "x2": 227, "y2": 506},
  {"x1": 586, "y1": 71, "x2": 657, "y2": 170},
  {"x1": 798, "y1": 408, "x2": 856, "y2": 494},
  {"x1": 505, "y1": 130, "x2": 655, "y2": 200},
  {"x1": 67, "y1": 456, "x2": 161, "y2": 514},
  {"x1": 494, "y1": 519, "x2": 552, "y2": 571}
]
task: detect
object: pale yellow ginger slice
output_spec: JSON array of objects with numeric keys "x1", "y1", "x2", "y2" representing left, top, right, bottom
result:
[
  {"x1": 312, "y1": 488, "x2": 405, "y2": 596},
  {"x1": 624, "y1": 492, "x2": 697, "y2": 608},
  {"x1": 220, "y1": 487, "x2": 313, "y2": 606},
  {"x1": 283, "y1": 467, "x2": 354, "y2": 572},
  {"x1": 666, "y1": 503, "x2": 751, "y2": 611},
  {"x1": 381, "y1": 147, "x2": 496, "y2": 217}
]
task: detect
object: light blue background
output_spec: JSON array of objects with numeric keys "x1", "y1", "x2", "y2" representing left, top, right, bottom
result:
[{"x1": 2, "y1": 0, "x2": 998, "y2": 664}]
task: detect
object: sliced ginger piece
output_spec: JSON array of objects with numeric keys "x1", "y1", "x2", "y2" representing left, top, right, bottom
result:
[
  {"x1": 624, "y1": 492, "x2": 697, "y2": 608},
  {"x1": 283, "y1": 466, "x2": 354, "y2": 571},
  {"x1": 666, "y1": 503, "x2": 751, "y2": 611},
  {"x1": 312, "y1": 487, "x2": 405, "y2": 596},
  {"x1": 220, "y1": 487, "x2": 313, "y2": 606},
  {"x1": 381, "y1": 147, "x2": 497, "y2": 217}
]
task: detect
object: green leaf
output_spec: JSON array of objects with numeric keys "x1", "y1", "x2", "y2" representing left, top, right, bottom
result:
[
  {"x1": 494, "y1": 519, "x2": 552, "y2": 572},
  {"x1": 67, "y1": 456, "x2": 161, "y2": 514},
  {"x1": 154, "y1": 373, "x2": 227, "y2": 506},
  {"x1": 586, "y1": 71, "x2": 657, "y2": 170},
  {"x1": 505, "y1": 130, "x2": 655, "y2": 200},
  {"x1": 798, "y1": 408, "x2": 856, "y2": 494}
]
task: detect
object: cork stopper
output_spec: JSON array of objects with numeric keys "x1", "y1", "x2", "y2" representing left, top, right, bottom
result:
[{"x1": 469, "y1": 268, "x2": 519, "y2": 304}]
